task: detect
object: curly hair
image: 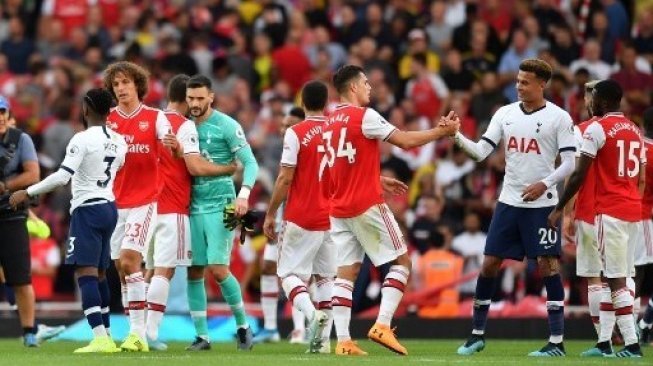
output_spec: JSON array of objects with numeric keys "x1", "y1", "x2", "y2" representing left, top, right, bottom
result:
[
  {"x1": 518, "y1": 59, "x2": 553, "y2": 83},
  {"x1": 102, "y1": 61, "x2": 149, "y2": 101}
]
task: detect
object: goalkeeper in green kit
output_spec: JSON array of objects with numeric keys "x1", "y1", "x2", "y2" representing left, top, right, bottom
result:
[{"x1": 184, "y1": 75, "x2": 259, "y2": 351}]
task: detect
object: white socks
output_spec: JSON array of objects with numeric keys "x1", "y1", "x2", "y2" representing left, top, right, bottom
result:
[
  {"x1": 260, "y1": 275, "x2": 279, "y2": 330},
  {"x1": 613, "y1": 287, "x2": 637, "y2": 346},
  {"x1": 282, "y1": 276, "x2": 315, "y2": 321},
  {"x1": 377, "y1": 265, "x2": 409, "y2": 326},
  {"x1": 332, "y1": 278, "x2": 354, "y2": 341},
  {"x1": 126, "y1": 272, "x2": 146, "y2": 339},
  {"x1": 316, "y1": 277, "x2": 334, "y2": 340},
  {"x1": 146, "y1": 275, "x2": 170, "y2": 341},
  {"x1": 588, "y1": 284, "x2": 602, "y2": 336}
]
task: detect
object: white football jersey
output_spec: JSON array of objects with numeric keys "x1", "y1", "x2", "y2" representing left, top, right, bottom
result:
[
  {"x1": 482, "y1": 101, "x2": 576, "y2": 208},
  {"x1": 60, "y1": 126, "x2": 127, "y2": 211}
]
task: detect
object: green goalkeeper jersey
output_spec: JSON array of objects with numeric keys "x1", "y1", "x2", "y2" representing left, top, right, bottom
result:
[{"x1": 191, "y1": 109, "x2": 258, "y2": 214}]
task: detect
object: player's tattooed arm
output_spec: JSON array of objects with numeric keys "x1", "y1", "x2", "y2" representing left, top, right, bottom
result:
[{"x1": 548, "y1": 154, "x2": 593, "y2": 229}]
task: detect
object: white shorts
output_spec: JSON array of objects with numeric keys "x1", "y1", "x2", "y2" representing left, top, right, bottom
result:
[
  {"x1": 263, "y1": 243, "x2": 278, "y2": 262},
  {"x1": 634, "y1": 219, "x2": 653, "y2": 266},
  {"x1": 146, "y1": 213, "x2": 192, "y2": 269},
  {"x1": 330, "y1": 203, "x2": 407, "y2": 267},
  {"x1": 110, "y1": 202, "x2": 158, "y2": 260},
  {"x1": 575, "y1": 220, "x2": 602, "y2": 277},
  {"x1": 595, "y1": 214, "x2": 637, "y2": 278},
  {"x1": 277, "y1": 221, "x2": 336, "y2": 280}
]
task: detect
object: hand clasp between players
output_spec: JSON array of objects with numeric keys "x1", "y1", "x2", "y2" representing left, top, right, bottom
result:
[{"x1": 437, "y1": 111, "x2": 461, "y2": 136}]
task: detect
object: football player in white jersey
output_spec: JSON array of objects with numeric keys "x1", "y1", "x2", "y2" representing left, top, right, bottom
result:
[
  {"x1": 453, "y1": 59, "x2": 577, "y2": 357},
  {"x1": 10, "y1": 89, "x2": 128, "y2": 353}
]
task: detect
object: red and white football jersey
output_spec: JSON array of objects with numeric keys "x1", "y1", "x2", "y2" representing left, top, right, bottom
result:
[
  {"x1": 323, "y1": 105, "x2": 397, "y2": 218},
  {"x1": 281, "y1": 116, "x2": 330, "y2": 230},
  {"x1": 107, "y1": 104, "x2": 170, "y2": 209},
  {"x1": 581, "y1": 113, "x2": 645, "y2": 222},
  {"x1": 158, "y1": 111, "x2": 200, "y2": 215},
  {"x1": 573, "y1": 117, "x2": 599, "y2": 224},
  {"x1": 641, "y1": 138, "x2": 653, "y2": 220}
]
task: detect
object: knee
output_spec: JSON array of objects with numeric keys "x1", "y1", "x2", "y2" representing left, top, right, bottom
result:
[
  {"x1": 480, "y1": 257, "x2": 502, "y2": 277},
  {"x1": 187, "y1": 266, "x2": 205, "y2": 280},
  {"x1": 394, "y1": 254, "x2": 412, "y2": 271},
  {"x1": 210, "y1": 266, "x2": 230, "y2": 282},
  {"x1": 262, "y1": 261, "x2": 277, "y2": 275},
  {"x1": 537, "y1": 256, "x2": 559, "y2": 276},
  {"x1": 337, "y1": 263, "x2": 361, "y2": 281}
]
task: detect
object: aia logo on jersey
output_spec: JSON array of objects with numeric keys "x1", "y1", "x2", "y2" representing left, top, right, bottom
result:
[
  {"x1": 507, "y1": 136, "x2": 541, "y2": 154},
  {"x1": 138, "y1": 121, "x2": 149, "y2": 132}
]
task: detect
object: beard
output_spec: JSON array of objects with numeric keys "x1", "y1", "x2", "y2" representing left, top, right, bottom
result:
[{"x1": 190, "y1": 104, "x2": 209, "y2": 118}]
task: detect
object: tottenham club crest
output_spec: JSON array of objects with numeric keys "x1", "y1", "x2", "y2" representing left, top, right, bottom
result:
[{"x1": 139, "y1": 121, "x2": 149, "y2": 132}]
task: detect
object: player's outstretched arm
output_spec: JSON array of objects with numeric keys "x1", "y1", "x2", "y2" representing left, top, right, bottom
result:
[
  {"x1": 453, "y1": 132, "x2": 495, "y2": 162},
  {"x1": 263, "y1": 165, "x2": 295, "y2": 241},
  {"x1": 548, "y1": 155, "x2": 592, "y2": 229},
  {"x1": 9, "y1": 168, "x2": 73, "y2": 208},
  {"x1": 234, "y1": 145, "x2": 259, "y2": 216},
  {"x1": 387, "y1": 111, "x2": 459, "y2": 149},
  {"x1": 183, "y1": 154, "x2": 237, "y2": 177}
]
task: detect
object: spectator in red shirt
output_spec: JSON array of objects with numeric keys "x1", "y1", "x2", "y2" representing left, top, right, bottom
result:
[
  {"x1": 610, "y1": 42, "x2": 653, "y2": 122},
  {"x1": 271, "y1": 28, "x2": 312, "y2": 96}
]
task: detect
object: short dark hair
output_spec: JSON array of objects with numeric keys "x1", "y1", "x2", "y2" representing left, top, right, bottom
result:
[
  {"x1": 593, "y1": 79, "x2": 623, "y2": 109},
  {"x1": 103, "y1": 61, "x2": 149, "y2": 101},
  {"x1": 333, "y1": 65, "x2": 364, "y2": 95},
  {"x1": 168, "y1": 74, "x2": 190, "y2": 103},
  {"x1": 288, "y1": 107, "x2": 305, "y2": 120},
  {"x1": 519, "y1": 58, "x2": 553, "y2": 82},
  {"x1": 85, "y1": 88, "x2": 113, "y2": 116},
  {"x1": 301, "y1": 80, "x2": 328, "y2": 111},
  {"x1": 412, "y1": 53, "x2": 427, "y2": 67},
  {"x1": 187, "y1": 74, "x2": 212, "y2": 90}
]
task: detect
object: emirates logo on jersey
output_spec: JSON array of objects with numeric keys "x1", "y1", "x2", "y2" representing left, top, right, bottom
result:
[{"x1": 139, "y1": 121, "x2": 149, "y2": 132}]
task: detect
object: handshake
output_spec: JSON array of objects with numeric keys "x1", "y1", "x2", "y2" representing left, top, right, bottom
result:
[
  {"x1": 437, "y1": 111, "x2": 461, "y2": 136},
  {"x1": 223, "y1": 202, "x2": 260, "y2": 244}
]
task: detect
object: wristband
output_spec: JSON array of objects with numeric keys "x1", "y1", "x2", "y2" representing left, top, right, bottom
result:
[{"x1": 238, "y1": 186, "x2": 251, "y2": 200}]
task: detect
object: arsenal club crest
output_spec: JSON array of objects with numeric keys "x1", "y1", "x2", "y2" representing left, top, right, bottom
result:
[{"x1": 139, "y1": 121, "x2": 149, "y2": 131}]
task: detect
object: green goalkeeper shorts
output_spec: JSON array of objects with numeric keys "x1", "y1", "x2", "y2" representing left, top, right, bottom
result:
[{"x1": 190, "y1": 210, "x2": 235, "y2": 266}]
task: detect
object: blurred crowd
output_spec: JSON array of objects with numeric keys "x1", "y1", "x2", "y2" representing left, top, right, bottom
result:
[{"x1": 2, "y1": 0, "x2": 653, "y2": 315}]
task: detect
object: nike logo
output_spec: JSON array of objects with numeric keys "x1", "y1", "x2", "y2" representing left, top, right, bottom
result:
[
  {"x1": 544, "y1": 245, "x2": 554, "y2": 250},
  {"x1": 505, "y1": 122, "x2": 513, "y2": 126}
]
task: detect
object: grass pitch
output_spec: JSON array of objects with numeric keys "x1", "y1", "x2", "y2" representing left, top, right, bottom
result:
[{"x1": 0, "y1": 339, "x2": 648, "y2": 366}]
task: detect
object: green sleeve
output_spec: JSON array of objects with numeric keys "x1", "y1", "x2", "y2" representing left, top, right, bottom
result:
[
  {"x1": 235, "y1": 145, "x2": 259, "y2": 188},
  {"x1": 225, "y1": 117, "x2": 249, "y2": 153}
]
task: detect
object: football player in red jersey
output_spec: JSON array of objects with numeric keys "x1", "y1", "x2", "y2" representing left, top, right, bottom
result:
[
  {"x1": 551, "y1": 80, "x2": 645, "y2": 357},
  {"x1": 324, "y1": 65, "x2": 458, "y2": 356},
  {"x1": 103, "y1": 61, "x2": 173, "y2": 351}
]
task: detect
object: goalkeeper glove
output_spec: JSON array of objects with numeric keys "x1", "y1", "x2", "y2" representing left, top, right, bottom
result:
[{"x1": 223, "y1": 203, "x2": 240, "y2": 231}]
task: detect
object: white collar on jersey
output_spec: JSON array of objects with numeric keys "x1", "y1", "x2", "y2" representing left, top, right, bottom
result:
[
  {"x1": 602, "y1": 112, "x2": 624, "y2": 117},
  {"x1": 116, "y1": 103, "x2": 144, "y2": 119},
  {"x1": 305, "y1": 115, "x2": 327, "y2": 121}
]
